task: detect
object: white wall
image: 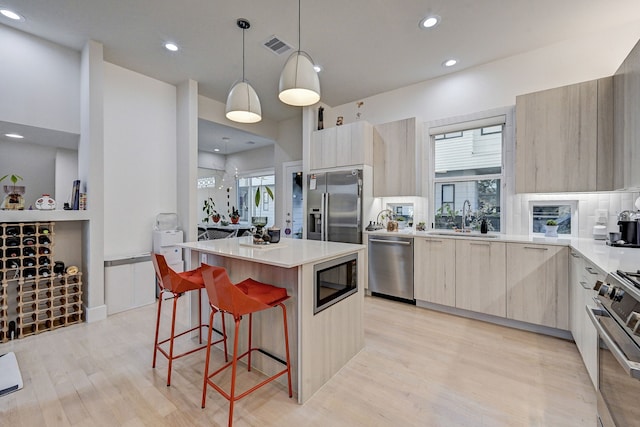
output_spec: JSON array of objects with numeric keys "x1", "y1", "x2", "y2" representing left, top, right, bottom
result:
[
  {"x1": 0, "y1": 140, "x2": 57, "y2": 205},
  {"x1": 103, "y1": 62, "x2": 177, "y2": 257},
  {"x1": 0, "y1": 24, "x2": 80, "y2": 133},
  {"x1": 309, "y1": 20, "x2": 640, "y2": 238},
  {"x1": 325, "y1": 20, "x2": 640, "y2": 127},
  {"x1": 198, "y1": 95, "x2": 278, "y2": 142},
  {"x1": 54, "y1": 148, "x2": 78, "y2": 206}
]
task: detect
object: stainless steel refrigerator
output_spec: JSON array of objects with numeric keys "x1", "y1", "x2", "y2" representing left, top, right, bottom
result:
[{"x1": 307, "y1": 169, "x2": 363, "y2": 244}]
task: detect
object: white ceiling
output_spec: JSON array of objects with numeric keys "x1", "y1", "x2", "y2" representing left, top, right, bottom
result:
[{"x1": 3, "y1": 0, "x2": 640, "y2": 152}]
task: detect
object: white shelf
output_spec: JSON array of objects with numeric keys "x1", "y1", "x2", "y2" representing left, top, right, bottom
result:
[{"x1": 0, "y1": 210, "x2": 91, "y2": 222}]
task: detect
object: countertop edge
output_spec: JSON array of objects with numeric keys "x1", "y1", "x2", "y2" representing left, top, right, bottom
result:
[{"x1": 364, "y1": 230, "x2": 639, "y2": 273}]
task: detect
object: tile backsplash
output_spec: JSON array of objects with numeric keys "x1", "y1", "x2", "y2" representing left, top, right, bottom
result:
[{"x1": 508, "y1": 191, "x2": 640, "y2": 238}]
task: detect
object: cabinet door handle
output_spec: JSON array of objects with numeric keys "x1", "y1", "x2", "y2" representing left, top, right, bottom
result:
[
  {"x1": 470, "y1": 242, "x2": 490, "y2": 246},
  {"x1": 424, "y1": 239, "x2": 443, "y2": 243},
  {"x1": 580, "y1": 281, "x2": 592, "y2": 290},
  {"x1": 585, "y1": 266, "x2": 599, "y2": 275},
  {"x1": 524, "y1": 246, "x2": 548, "y2": 251},
  {"x1": 370, "y1": 239, "x2": 411, "y2": 246},
  {"x1": 570, "y1": 252, "x2": 581, "y2": 258}
]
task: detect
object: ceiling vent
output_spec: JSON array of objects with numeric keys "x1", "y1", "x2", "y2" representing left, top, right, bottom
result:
[{"x1": 262, "y1": 35, "x2": 294, "y2": 56}]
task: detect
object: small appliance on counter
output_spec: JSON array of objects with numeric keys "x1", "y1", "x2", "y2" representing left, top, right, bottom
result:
[
  {"x1": 592, "y1": 209, "x2": 608, "y2": 240},
  {"x1": 607, "y1": 209, "x2": 640, "y2": 248}
]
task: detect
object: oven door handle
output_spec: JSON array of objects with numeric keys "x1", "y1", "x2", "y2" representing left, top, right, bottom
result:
[{"x1": 587, "y1": 306, "x2": 640, "y2": 379}]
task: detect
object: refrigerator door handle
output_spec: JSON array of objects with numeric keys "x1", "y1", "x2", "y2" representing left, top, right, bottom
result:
[
  {"x1": 322, "y1": 192, "x2": 329, "y2": 241},
  {"x1": 356, "y1": 196, "x2": 361, "y2": 230}
]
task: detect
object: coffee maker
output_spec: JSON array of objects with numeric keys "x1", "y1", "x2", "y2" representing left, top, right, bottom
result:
[{"x1": 615, "y1": 209, "x2": 639, "y2": 247}]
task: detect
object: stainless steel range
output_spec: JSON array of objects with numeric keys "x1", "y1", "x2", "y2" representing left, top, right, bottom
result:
[{"x1": 590, "y1": 270, "x2": 640, "y2": 427}]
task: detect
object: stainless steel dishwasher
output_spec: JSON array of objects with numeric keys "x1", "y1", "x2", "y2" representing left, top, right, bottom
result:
[{"x1": 368, "y1": 235, "x2": 414, "y2": 302}]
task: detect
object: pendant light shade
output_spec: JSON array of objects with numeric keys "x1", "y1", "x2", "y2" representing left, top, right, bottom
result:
[
  {"x1": 278, "y1": 51, "x2": 320, "y2": 106},
  {"x1": 278, "y1": 0, "x2": 321, "y2": 106},
  {"x1": 226, "y1": 80, "x2": 262, "y2": 123},
  {"x1": 226, "y1": 19, "x2": 262, "y2": 123}
]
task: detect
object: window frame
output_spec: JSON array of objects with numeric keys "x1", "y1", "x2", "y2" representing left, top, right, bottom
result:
[
  {"x1": 528, "y1": 200, "x2": 578, "y2": 237},
  {"x1": 427, "y1": 112, "x2": 508, "y2": 232},
  {"x1": 236, "y1": 170, "x2": 275, "y2": 224}
]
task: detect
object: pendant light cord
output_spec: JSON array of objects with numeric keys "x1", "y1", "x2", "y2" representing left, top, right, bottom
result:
[
  {"x1": 242, "y1": 26, "x2": 246, "y2": 81},
  {"x1": 298, "y1": 0, "x2": 301, "y2": 51}
]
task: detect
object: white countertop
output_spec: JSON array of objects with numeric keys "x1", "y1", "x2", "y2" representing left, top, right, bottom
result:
[
  {"x1": 178, "y1": 236, "x2": 365, "y2": 269},
  {"x1": 365, "y1": 229, "x2": 640, "y2": 273}
]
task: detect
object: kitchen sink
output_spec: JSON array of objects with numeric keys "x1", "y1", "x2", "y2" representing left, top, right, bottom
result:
[{"x1": 424, "y1": 231, "x2": 500, "y2": 238}]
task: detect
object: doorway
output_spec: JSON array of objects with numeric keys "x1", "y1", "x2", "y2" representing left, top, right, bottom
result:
[{"x1": 283, "y1": 161, "x2": 303, "y2": 239}]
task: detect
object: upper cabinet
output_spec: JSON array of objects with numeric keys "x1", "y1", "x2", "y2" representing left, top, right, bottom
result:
[
  {"x1": 373, "y1": 117, "x2": 422, "y2": 197},
  {"x1": 310, "y1": 121, "x2": 373, "y2": 170},
  {"x1": 515, "y1": 77, "x2": 613, "y2": 193},
  {"x1": 614, "y1": 39, "x2": 640, "y2": 190}
]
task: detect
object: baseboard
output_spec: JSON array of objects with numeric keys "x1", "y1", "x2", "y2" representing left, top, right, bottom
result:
[{"x1": 84, "y1": 304, "x2": 107, "y2": 323}]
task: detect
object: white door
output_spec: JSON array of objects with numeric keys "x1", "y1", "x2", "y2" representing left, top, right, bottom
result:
[{"x1": 282, "y1": 161, "x2": 303, "y2": 239}]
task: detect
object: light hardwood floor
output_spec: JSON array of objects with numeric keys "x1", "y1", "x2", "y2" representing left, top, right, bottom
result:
[{"x1": 0, "y1": 296, "x2": 596, "y2": 426}]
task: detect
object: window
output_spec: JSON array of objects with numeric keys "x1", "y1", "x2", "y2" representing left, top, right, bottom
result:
[
  {"x1": 530, "y1": 202, "x2": 576, "y2": 236},
  {"x1": 237, "y1": 175, "x2": 275, "y2": 225},
  {"x1": 432, "y1": 123, "x2": 503, "y2": 231}
]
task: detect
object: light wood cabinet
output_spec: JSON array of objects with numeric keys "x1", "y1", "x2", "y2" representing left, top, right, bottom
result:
[
  {"x1": 614, "y1": 39, "x2": 640, "y2": 190},
  {"x1": 515, "y1": 77, "x2": 613, "y2": 193},
  {"x1": 455, "y1": 240, "x2": 506, "y2": 317},
  {"x1": 506, "y1": 243, "x2": 568, "y2": 329},
  {"x1": 569, "y1": 253, "x2": 602, "y2": 389},
  {"x1": 373, "y1": 117, "x2": 421, "y2": 196},
  {"x1": 414, "y1": 237, "x2": 456, "y2": 306},
  {"x1": 569, "y1": 251, "x2": 584, "y2": 340},
  {"x1": 310, "y1": 121, "x2": 373, "y2": 170}
]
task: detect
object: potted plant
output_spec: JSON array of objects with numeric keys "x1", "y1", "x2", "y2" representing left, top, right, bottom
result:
[
  {"x1": 545, "y1": 219, "x2": 559, "y2": 237},
  {"x1": 230, "y1": 206, "x2": 240, "y2": 224},
  {"x1": 0, "y1": 174, "x2": 25, "y2": 210},
  {"x1": 202, "y1": 197, "x2": 219, "y2": 223}
]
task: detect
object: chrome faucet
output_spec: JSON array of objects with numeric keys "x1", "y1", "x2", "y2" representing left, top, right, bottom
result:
[
  {"x1": 461, "y1": 200, "x2": 471, "y2": 232},
  {"x1": 376, "y1": 209, "x2": 395, "y2": 224}
]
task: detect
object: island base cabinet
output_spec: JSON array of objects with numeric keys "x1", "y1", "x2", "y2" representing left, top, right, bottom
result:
[
  {"x1": 455, "y1": 241, "x2": 506, "y2": 317},
  {"x1": 414, "y1": 237, "x2": 456, "y2": 306},
  {"x1": 506, "y1": 244, "x2": 568, "y2": 329}
]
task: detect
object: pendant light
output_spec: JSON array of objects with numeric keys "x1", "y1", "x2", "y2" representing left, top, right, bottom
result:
[
  {"x1": 226, "y1": 18, "x2": 262, "y2": 123},
  {"x1": 278, "y1": 0, "x2": 320, "y2": 106}
]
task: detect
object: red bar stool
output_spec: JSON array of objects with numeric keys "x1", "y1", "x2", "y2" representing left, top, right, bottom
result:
[
  {"x1": 200, "y1": 265, "x2": 293, "y2": 427},
  {"x1": 151, "y1": 253, "x2": 227, "y2": 386}
]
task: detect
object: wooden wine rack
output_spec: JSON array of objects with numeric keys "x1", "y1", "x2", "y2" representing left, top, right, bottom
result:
[{"x1": 0, "y1": 222, "x2": 83, "y2": 343}]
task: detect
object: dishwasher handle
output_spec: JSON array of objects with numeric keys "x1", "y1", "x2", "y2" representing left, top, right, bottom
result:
[{"x1": 369, "y1": 239, "x2": 412, "y2": 245}]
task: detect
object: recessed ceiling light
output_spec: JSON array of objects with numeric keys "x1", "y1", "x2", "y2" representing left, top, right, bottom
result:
[
  {"x1": 313, "y1": 64, "x2": 322, "y2": 73},
  {"x1": 214, "y1": 148, "x2": 220, "y2": 152},
  {"x1": 419, "y1": 15, "x2": 440, "y2": 29},
  {"x1": 1, "y1": 9, "x2": 24, "y2": 21},
  {"x1": 164, "y1": 42, "x2": 179, "y2": 52},
  {"x1": 5, "y1": 133, "x2": 24, "y2": 139},
  {"x1": 443, "y1": 59, "x2": 458, "y2": 67}
]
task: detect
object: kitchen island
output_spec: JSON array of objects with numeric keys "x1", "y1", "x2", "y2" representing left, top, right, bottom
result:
[{"x1": 179, "y1": 236, "x2": 365, "y2": 403}]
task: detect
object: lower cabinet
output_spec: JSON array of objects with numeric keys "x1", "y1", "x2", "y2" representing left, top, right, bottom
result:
[
  {"x1": 414, "y1": 237, "x2": 456, "y2": 306},
  {"x1": 455, "y1": 240, "x2": 506, "y2": 317},
  {"x1": 105, "y1": 257, "x2": 155, "y2": 315},
  {"x1": 506, "y1": 243, "x2": 569, "y2": 329},
  {"x1": 569, "y1": 250, "x2": 600, "y2": 388}
]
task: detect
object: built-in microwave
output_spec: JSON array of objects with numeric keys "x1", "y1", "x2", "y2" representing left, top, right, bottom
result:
[{"x1": 314, "y1": 253, "x2": 358, "y2": 314}]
